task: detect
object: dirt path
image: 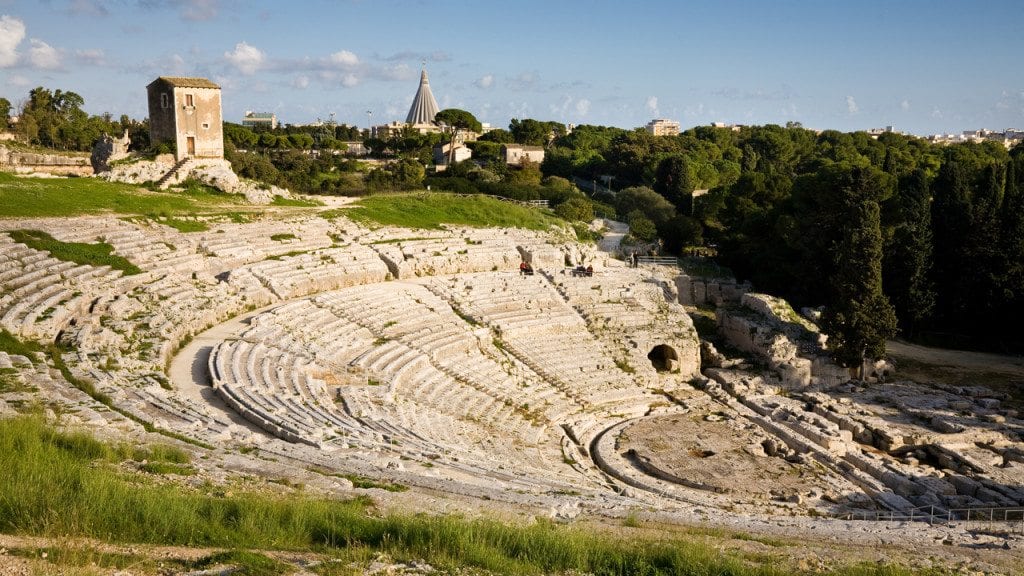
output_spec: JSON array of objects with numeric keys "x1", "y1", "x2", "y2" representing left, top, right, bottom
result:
[
  {"x1": 888, "y1": 340, "x2": 1024, "y2": 377},
  {"x1": 167, "y1": 303, "x2": 281, "y2": 435},
  {"x1": 597, "y1": 218, "x2": 628, "y2": 254}
]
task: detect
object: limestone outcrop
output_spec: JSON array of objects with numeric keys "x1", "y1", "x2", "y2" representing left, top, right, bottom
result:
[
  {"x1": 716, "y1": 293, "x2": 854, "y2": 388},
  {"x1": 98, "y1": 155, "x2": 291, "y2": 204}
]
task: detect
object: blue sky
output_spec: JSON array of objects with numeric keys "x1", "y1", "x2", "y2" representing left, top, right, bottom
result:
[{"x1": 1, "y1": 0, "x2": 1021, "y2": 135}]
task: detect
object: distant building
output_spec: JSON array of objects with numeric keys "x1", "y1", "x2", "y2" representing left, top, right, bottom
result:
[
  {"x1": 646, "y1": 118, "x2": 680, "y2": 136},
  {"x1": 926, "y1": 127, "x2": 1024, "y2": 149},
  {"x1": 433, "y1": 142, "x2": 472, "y2": 166},
  {"x1": 406, "y1": 68, "x2": 441, "y2": 127},
  {"x1": 242, "y1": 111, "x2": 277, "y2": 130},
  {"x1": 146, "y1": 76, "x2": 223, "y2": 161},
  {"x1": 502, "y1": 144, "x2": 545, "y2": 166}
]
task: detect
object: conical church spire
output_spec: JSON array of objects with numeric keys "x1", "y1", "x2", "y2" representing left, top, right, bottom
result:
[{"x1": 405, "y1": 68, "x2": 440, "y2": 125}]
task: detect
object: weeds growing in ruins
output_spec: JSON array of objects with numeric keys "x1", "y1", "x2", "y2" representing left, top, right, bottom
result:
[{"x1": 10, "y1": 229, "x2": 142, "y2": 275}]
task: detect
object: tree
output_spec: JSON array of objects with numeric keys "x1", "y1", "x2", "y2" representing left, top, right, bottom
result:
[
  {"x1": 613, "y1": 186, "x2": 676, "y2": 228},
  {"x1": 554, "y1": 197, "x2": 594, "y2": 222},
  {"x1": 930, "y1": 159, "x2": 974, "y2": 331},
  {"x1": 434, "y1": 108, "x2": 481, "y2": 166},
  {"x1": 653, "y1": 154, "x2": 694, "y2": 211},
  {"x1": 478, "y1": 128, "x2": 513, "y2": 143},
  {"x1": 509, "y1": 118, "x2": 563, "y2": 146},
  {"x1": 626, "y1": 210, "x2": 658, "y2": 242},
  {"x1": 881, "y1": 169, "x2": 935, "y2": 337},
  {"x1": 659, "y1": 214, "x2": 703, "y2": 254},
  {"x1": 0, "y1": 98, "x2": 10, "y2": 129},
  {"x1": 820, "y1": 166, "x2": 897, "y2": 372}
]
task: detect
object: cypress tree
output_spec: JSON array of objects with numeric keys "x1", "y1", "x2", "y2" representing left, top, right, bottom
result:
[
  {"x1": 821, "y1": 167, "x2": 897, "y2": 372},
  {"x1": 882, "y1": 169, "x2": 935, "y2": 337},
  {"x1": 930, "y1": 160, "x2": 974, "y2": 331},
  {"x1": 998, "y1": 159, "x2": 1024, "y2": 350}
]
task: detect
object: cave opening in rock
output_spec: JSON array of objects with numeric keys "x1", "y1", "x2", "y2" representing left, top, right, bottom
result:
[{"x1": 647, "y1": 344, "x2": 679, "y2": 372}]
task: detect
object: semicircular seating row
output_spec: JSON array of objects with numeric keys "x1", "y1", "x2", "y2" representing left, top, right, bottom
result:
[{"x1": 206, "y1": 276, "x2": 661, "y2": 489}]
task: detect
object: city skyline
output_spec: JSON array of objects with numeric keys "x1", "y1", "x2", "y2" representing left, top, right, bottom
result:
[{"x1": 0, "y1": 0, "x2": 1021, "y2": 136}]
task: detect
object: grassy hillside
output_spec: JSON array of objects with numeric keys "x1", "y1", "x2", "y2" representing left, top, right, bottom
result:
[
  {"x1": 0, "y1": 172, "x2": 240, "y2": 218},
  {"x1": 344, "y1": 192, "x2": 562, "y2": 231},
  {"x1": 0, "y1": 414, "x2": 935, "y2": 575}
]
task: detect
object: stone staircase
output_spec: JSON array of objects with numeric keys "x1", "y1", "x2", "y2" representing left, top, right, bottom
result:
[{"x1": 155, "y1": 157, "x2": 191, "y2": 189}]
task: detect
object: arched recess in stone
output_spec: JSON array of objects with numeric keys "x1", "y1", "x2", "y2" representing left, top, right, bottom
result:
[{"x1": 647, "y1": 344, "x2": 679, "y2": 372}]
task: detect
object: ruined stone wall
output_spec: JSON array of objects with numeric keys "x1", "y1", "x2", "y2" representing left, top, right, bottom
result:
[
  {"x1": 0, "y1": 145, "x2": 92, "y2": 176},
  {"x1": 675, "y1": 274, "x2": 749, "y2": 306},
  {"x1": 716, "y1": 293, "x2": 853, "y2": 388}
]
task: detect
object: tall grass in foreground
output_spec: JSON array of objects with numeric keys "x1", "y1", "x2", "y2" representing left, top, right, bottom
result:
[
  {"x1": 346, "y1": 192, "x2": 560, "y2": 231},
  {"x1": 0, "y1": 415, "x2": 935, "y2": 575}
]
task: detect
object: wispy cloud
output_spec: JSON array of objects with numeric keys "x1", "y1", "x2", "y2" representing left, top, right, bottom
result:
[
  {"x1": 646, "y1": 96, "x2": 659, "y2": 116},
  {"x1": 900, "y1": 99, "x2": 910, "y2": 111},
  {"x1": 74, "y1": 48, "x2": 105, "y2": 66},
  {"x1": 139, "y1": 0, "x2": 219, "y2": 21},
  {"x1": 846, "y1": 95, "x2": 859, "y2": 114},
  {"x1": 68, "y1": 0, "x2": 109, "y2": 16},
  {"x1": 475, "y1": 74, "x2": 494, "y2": 89},
  {"x1": 377, "y1": 50, "x2": 451, "y2": 63}
]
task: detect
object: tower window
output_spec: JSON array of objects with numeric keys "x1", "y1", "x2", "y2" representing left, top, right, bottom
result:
[{"x1": 160, "y1": 93, "x2": 168, "y2": 109}]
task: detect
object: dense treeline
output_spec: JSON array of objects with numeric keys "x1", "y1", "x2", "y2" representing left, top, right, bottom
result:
[
  {"x1": 536, "y1": 122, "x2": 1023, "y2": 353},
  {"x1": 3, "y1": 87, "x2": 148, "y2": 151}
]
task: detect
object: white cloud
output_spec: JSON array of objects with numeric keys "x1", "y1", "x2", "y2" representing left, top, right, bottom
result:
[
  {"x1": 931, "y1": 107, "x2": 943, "y2": 119},
  {"x1": 328, "y1": 50, "x2": 359, "y2": 68},
  {"x1": 645, "y1": 96, "x2": 659, "y2": 115},
  {"x1": 292, "y1": 75, "x2": 310, "y2": 89},
  {"x1": 28, "y1": 39, "x2": 60, "y2": 69},
  {"x1": 900, "y1": 99, "x2": 910, "y2": 111},
  {"x1": 0, "y1": 15, "x2": 26, "y2": 68},
  {"x1": 8, "y1": 74, "x2": 29, "y2": 87},
  {"x1": 846, "y1": 95, "x2": 859, "y2": 114},
  {"x1": 475, "y1": 74, "x2": 494, "y2": 89},
  {"x1": 575, "y1": 98, "x2": 591, "y2": 116},
  {"x1": 340, "y1": 73, "x2": 359, "y2": 87},
  {"x1": 224, "y1": 41, "x2": 264, "y2": 75}
]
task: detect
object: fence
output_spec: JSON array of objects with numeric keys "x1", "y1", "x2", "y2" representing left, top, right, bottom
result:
[
  {"x1": 635, "y1": 256, "x2": 679, "y2": 268},
  {"x1": 838, "y1": 506, "x2": 1024, "y2": 533}
]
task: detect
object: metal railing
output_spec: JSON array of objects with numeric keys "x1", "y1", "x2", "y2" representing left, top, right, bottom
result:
[
  {"x1": 635, "y1": 256, "x2": 679, "y2": 268},
  {"x1": 838, "y1": 506, "x2": 1024, "y2": 532}
]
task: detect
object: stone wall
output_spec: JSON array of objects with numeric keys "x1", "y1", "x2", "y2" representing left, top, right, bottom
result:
[
  {"x1": 716, "y1": 293, "x2": 852, "y2": 388},
  {"x1": 675, "y1": 274, "x2": 749, "y2": 306},
  {"x1": 0, "y1": 145, "x2": 93, "y2": 176}
]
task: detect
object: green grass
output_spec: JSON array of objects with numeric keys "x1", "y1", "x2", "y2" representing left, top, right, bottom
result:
[
  {"x1": 9, "y1": 229, "x2": 142, "y2": 275},
  {"x1": 347, "y1": 192, "x2": 562, "y2": 231},
  {"x1": 154, "y1": 216, "x2": 209, "y2": 232},
  {"x1": 0, "y1": 328, "x2": 44, "y2": 357},
  {"x1": 0, "y1": 171, "x2": 243, "y2": 218},
  {"x1": 0, "y1": 414, "x2": 935, "y2": 576}
]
